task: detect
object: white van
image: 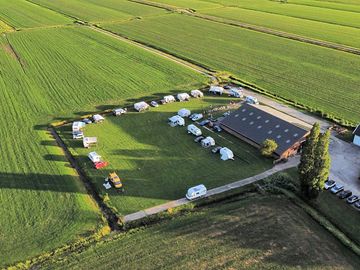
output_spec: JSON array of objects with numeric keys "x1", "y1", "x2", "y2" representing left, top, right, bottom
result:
[
  {"x1": 186, "y1": 184, "x2": 207, "y2": 200},
  {"x1": 245, "y1": 96, "x2": 259, "y2": 105},
  {"x1": 187, "y1": 124, "x2": 202, "y2": 136}
]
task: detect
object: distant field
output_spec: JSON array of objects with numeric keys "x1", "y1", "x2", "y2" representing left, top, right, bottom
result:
[
  {"x1": 39, "y1": 195, "x2": 360, "y2": 269},
  {"x1": 0, "y1": 26, "x2": 206, "y2": 267},
  {"x1": 0, "y1": 0, "x2": 72, "y2": 28},
  {"x1": 102, "y1": 14, "x2": 360, "y2": 124},
  {"x1": 58, "y1": 97, "x2": 271, "y2": 215},
  {"x1": 29, "y1": 0, "x2": 166, "y2": 23}
]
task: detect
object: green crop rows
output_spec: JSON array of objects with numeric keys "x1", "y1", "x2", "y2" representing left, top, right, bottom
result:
[{"x1": 102, "y1": 13, "x2": 360, "y2": 125}]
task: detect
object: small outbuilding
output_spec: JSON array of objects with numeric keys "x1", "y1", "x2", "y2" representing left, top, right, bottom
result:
[
  {"x1": 93, "y1": 114, "x2": 105, "y2": 123},
  {"x1": 178, "y1": 108, "x2": 191, "y2": 118},
  {"x1": 163, "y1": 95, "x2": 176, "y2": 103},
  {"x1": 88, "y1": 151, "x2": 101, "y2": 163},
  {"x1": 83, "y1": 137, "x2": 97, "y2": 148},
  {"x1": 209, "y1": 86, "x2": 224, "y2": 95},
  {"x1": 177, "y1": 93, "x2": 190, "y2": 102},
  {"x1": 190, "y1": 89, "x2": 203, "y2": 98},
  {"x1": 168, "y1": 115, "x2": 185, "y2": 127},
  {"x1": 201, "y1": 136, "x2": 215, "y2": 148},
  {"x1": 134, "y1": 101, "x2": 150, "y2": 112},
  {"x1": 220, "y1": 147, "x2": 234, "y2": 161},
  {"x1": 353, "y1": 125, "x2": 360, "y2": 147},
  {"x1": 72, "y1": 121, "x2": 85, "y2": 132}
]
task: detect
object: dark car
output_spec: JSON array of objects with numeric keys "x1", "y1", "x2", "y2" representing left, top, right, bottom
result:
[
  {"x1": 194, "y1": 136, "x2": 204, "y2": 143},
  {"x1": 211, "y1": 146, "x2": 222, "y2": 154},
  {"x1": 213, "y1": 125, "x2": 222, "y2": 132},
  {"x1": 354, "y1": 200, "x2": 360, "y2": 210},
  {"x1": 199, "y1": 119, "x2": 210, "y2": 126},
  {"x1": 338, "y1": 190, "x2": 352, "y2": 199},
  {"x1": 347, "y1": 195, "x2": 359, "y2": 204},
  {"x1": 224, "y1": 85, "x2": 232, "y2": 89}
]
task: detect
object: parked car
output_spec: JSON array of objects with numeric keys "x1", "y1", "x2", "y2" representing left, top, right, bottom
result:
[
  {"x1": 346, "y1": 195, "x2": 359, "y2": 204},
  {"x1": 73, "y1": 131, "x2": 84, "y2": 139},
  {"x1": 213, "y1": 125, "x2": 222, "y2": 132},
  {"x1": 199, "y1": 119, "x2": 210, "y2": 126},
  {"x1": 211, "y1": 146, "x2": 222, "y2": 154},
  {"x1": 189, "y1": 113, "x2": 196, "y2": 120},
  {"x1": 82, "y1": 118, "x2": 92, "y2": 124},
  {"x1": 330, "y1": 184, "x2": 344, "y2": 194},
  {"x1": 192, "y1": 113, "x2": 203, "y2": 121},
  {"x1": 354, "y1": 200, "x2": 360, "y2": 209},
  {"x1": 194, "y1": 136, "x2": 204, "y2": 143},
  {"x1": 150, "y1": 101, "x2": 159, "y2": 107},
  {"x1": 324, "y1": 179, "x2": 336, "y2": 190},
  {"x1": 338, "y1": 190, "x2": 352, "y2": 199}
]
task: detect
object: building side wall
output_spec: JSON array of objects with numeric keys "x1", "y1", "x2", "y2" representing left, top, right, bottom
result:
[{"x1": 354, "y1": 135, "x2": 360, "y2": 146}]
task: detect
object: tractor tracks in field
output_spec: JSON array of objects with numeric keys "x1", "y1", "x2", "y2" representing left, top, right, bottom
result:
[
  {"x1": 49, "y1": 127, "x2": 121, "y2": 231},
  {"x1": 129, "y1": 0, "x2": 360, "y2": 56}
]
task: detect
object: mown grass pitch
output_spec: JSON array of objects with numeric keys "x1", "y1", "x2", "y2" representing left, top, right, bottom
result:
[
  {"x1": 0, "y1": 25, "x2": 206, "y2": 266},
  {"x1": 102, "y1": 13, "x2": 360, "y2": 125},
  {"x1": 39, "y1": 195, "x2": 360, "y2": 269},
  {"x1": 59, "y1": 97, "x2": 272, "y2": 216}
]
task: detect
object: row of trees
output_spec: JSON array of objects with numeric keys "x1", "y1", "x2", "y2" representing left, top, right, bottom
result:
[{"x1": 298, "y1": 123, "x2": 331, "y2": 199}]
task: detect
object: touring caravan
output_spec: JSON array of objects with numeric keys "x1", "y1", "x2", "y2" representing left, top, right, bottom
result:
[
  {"x1": 187, "y1": 124, "x2": 202, "y2": 136},
  {"x1": 186, "y1": 184, "x2": 207, "y2": 200}
]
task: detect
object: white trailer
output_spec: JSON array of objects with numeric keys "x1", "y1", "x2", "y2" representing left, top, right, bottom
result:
[
  {"x1": 93, "y1": 114, "x2": 105, "y2": 123},
  {"x1": 134, "y1": 101, "x2": 150, "y2": 112},
  {"x1": 72, "y1": 121, "x2": 85, "y2": 132},
  {"x1": 113, "y1": 108, "x2": 127, "y2": 116},
  {"x1": 163, "y1": 95, "x2": 176, "y2": 103},
  {"x1": 220, "y1": 147, "x2": 234, "y2": 161},
  {"x1": 177, "y1": 93, "x2": 190, "y2": 102},
  {"x1": 190, "y1": 89, "x2": 203, "y2": 98},
  {"x1": 88, "y1": 151, "x2": 101, "y2": 163},
  {"x1": 201, "y1": 136, "x2": 215, "y2": 148},
  {"x1": 83, "y1": 137, "x2": 97, "y2": 148},
  {"x1": 186, "y1": 184, "x2": 207, "y2": 200},
  {"x1": 209, "y1": 86, "x2": 224, "y2": 95},
  {"x1": 168, "y1": 115, "x2": 185, "y2": 127},
  {"x1": 187, "y1": 124, "x2": 202, "y2": 136}
]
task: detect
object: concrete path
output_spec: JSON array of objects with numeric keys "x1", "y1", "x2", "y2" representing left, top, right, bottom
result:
[{"x1": 124, "y1": 157, "x2": 299, "y2": 222}]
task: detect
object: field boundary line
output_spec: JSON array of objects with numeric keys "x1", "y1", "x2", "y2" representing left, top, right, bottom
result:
[
  {"x1": 124, "y1": 157, "x2": 299, "y2": 222},
  {"x1": 129, "y1": 0, "x2": 360, "y2": 56},
  {"x1": 49, "y1": 127, "x2": 121, "y2": 231}
]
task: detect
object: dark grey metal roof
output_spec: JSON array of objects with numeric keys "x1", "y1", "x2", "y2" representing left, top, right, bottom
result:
[
  {"x1": 220, "y1": 104, "x2": 309, "y2": 156},
  {"x1": 354, "y1": 125, "x2": 360, "y2": 136}
]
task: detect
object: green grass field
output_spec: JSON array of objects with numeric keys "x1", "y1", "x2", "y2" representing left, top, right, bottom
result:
[
  {"x1": 58, "y1": 97, "x2": 272, "y2": 215},
  {"x1": 29, "y1": 0, "x2": 166, "y2": 23},
  {"x1": 0, "y1": 25, "x2": 206, "y2": 267},
  {"x1": 102, "y1": 14, "x2": 360, "y2": 125},
  {"x1": 38, "y1": 195, "x2": 360, "y2": 269},
  {"x1": 0, "y1": 0, "x2": 72, "y2": 29},
  {"x1": 0, "y1": 20, "x2": 13, "y2": 33}
]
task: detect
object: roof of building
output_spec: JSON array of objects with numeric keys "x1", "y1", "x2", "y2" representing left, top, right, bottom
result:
[
  {"x1": 353, "y1": 125, "x2": 360, "y2": 136},
  {"x1": 220, "y1": 104, "x2": 309, "y2": 156}
]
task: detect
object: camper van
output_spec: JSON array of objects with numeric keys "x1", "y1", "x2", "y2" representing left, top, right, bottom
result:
[
  {"x1": 168, "y1": 115, "x2": 185, "y2": 127},
  {"x1": 245, "y1": 96, "x2": 259, "y2": 105},
  {"x1": 187, "y1": 124, "x2": 202, "y2": 136},
  {"x1": 229, "y1": 88, "x2": 243, "y2": 98},
  {"x1": 186, "y1": 184, "x2": 207, "y2": 200}
]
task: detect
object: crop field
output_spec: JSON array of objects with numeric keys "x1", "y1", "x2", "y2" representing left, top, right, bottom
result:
[
  {"x1": 0, "y1": 20, "x2": 13, "y2": 33},
  {"x1": 102, "y1": 14, "x2": 360, "y2": 125},
  {"x1": 38, "y1": 195, "x2": 360, "y2": 269},
  {"x1": 29, "y1": 0, "x2": 166, "y2": 23},
  {"x1": 0, "y1": 25, "x2": 206, "y2": 267},
  {"x1": 58, "y1": 97, "x2": 272, "y2": 215},
  {"x1": 0, "y1": 0, "x2": 72, "y2": 29}
]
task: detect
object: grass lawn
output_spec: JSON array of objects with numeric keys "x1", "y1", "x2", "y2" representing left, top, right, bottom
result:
[
  {"x1": 0, "y1": 25, "x2": 206, "y2": 267},
  {"x1": 102, "y1": 13, "x2": 360, "y2": 125},
  {"x1": 38, "y1": 194, "x2": 360, "y2": 269},
  {"x1": 58, "y1": 97, "x2": 272, "y2": 215}
]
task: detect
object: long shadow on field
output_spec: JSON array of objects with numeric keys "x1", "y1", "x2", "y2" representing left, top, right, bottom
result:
[{"x1": 0, "y1": 172, "x2": 87, "y2": 193}]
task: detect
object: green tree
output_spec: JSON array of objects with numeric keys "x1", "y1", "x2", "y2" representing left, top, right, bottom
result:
[
  {"x1": 298, "y1": 123, "x2": 320, "y2": 197},
  {"x1": 311, "y1": 130, "x2": 331, "y2": 197},
  {"x1": 260, "y1": 139, "x2": 278, "y2": 157}
]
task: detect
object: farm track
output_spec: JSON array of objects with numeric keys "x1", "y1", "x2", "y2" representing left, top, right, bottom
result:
[
  {"x1": 129, "y1": 0, "x2": 360, "y2": 55},
  {"x1": 49, "y1": 127, "x2": 121, "y2": 231}
]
